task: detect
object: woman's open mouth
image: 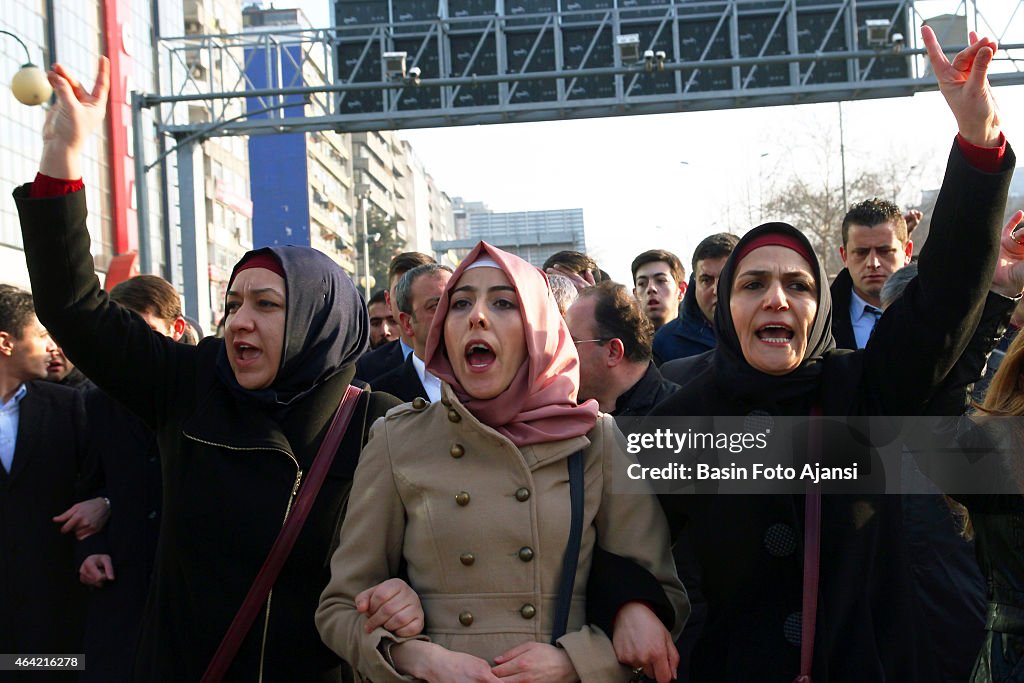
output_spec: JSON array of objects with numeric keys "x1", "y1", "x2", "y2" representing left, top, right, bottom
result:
[
  {"x1": 465, "y1": 341, "x2": 496, "y2": 371},
  {"x1": 756, "y1": 323, "x2": 794, "y2": 345},
  {"x1": 234, "y1": 341, "x2": 263, "y2": 366}
]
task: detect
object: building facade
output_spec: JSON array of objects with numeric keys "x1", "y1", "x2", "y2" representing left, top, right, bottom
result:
[
  {"x1": 0, "y1": 0, "x2": 183, "y2": 289},
  {"x1": 244, "y1": 5, "x2": 359, "y2": 287},
  {"x1": 436, "y1": 203, "x2": 586, "y2": 268}
]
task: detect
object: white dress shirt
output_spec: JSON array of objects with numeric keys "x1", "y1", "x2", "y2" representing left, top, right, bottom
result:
[
  {"x1": 0, "y1": 383, "x2": 28, "y2": 473},
  {"x1": 411, "y1": 354, "x2": 442, "y2": 404},
  {"x1": 849, "y1": 289, "x2": 883, "y2": 350}
]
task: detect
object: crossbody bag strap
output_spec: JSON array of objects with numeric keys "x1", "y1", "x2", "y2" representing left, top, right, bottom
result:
[
  {"x1": 201, "y1": 384, "x2": 365, "y2": 683},
  {"x1": 795, "y1": 405, "x2": 823, "y2": 683},
  {"x1": 551, "y1": 449, "x2": 585, "y2": 644}
]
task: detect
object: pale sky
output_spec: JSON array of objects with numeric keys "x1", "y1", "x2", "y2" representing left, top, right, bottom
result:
[{"x1": 295, "y1": 0, "x2": 1024, "y2": 283}]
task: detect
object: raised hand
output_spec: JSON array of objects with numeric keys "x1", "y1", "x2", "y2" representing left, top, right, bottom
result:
[
  {"x1": 921, "y1": 26, "x2": 1001, "y2": 147},
  {"x1": 39, "y1": 57, "x2": 109, "y2": 179}
]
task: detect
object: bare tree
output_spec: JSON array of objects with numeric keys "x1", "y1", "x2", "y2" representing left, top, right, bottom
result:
[{"x1": 757, "y1": 127, "x2": 932, "y2": 279}]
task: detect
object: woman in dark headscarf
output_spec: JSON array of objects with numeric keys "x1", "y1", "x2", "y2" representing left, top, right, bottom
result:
[
  {"x1": 14, "y1": 62, "x2": 404, "y2": 680},
  {"x1": 316, "y1": 242, "x2": 687, "y2": 682},
  {"x1": 643, "y1": 28, "x2": 1022, "y2": 682}
]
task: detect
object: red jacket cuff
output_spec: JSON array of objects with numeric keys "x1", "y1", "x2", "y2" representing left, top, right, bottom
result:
[
  {"x1": 30, "y1": 173, "x2": 84, "y2": 198},
  {"x1": 956, "y1": 132, "x2": 1006, "y2": 173}
]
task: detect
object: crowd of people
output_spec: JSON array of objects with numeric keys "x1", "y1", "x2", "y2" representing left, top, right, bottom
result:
[{"x1": 2, "y1": 25, "x2": 1023, "y2": 683}]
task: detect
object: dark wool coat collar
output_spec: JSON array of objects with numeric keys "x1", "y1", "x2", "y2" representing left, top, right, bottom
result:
[{"x1": 829, "y1": 268, "x2": 858, "y2": 351}]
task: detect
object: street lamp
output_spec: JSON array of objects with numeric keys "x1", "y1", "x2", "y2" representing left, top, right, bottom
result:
[{"x1": 1, "y1": 30, "x2": 51, "y2": 106}]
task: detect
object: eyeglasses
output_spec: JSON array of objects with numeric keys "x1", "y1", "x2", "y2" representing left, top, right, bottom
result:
[{"x1": 573, "y1": 338, "x2": 611, "y2": 346}]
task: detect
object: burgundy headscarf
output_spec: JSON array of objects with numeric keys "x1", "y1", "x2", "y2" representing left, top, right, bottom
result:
[{"x1": 425, "y1": 242, "x2": 599, "y2": 446}]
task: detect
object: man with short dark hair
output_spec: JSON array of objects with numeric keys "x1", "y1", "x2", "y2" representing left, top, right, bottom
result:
[
  {"x1": 631, "y1": 249, "x2": 686, "y2": 331},
  {"x1": 653, "y1": 233, "x2": 739, "y2": 363},
  {"x1": 566, "y1": 281, "x2": 679, "y2": 417},
  {"x1": 355, "y1": 252, "x2": 436, "y2": 382},
  {"x1": 832, "y1": 198, "x2": 913, "y2": 349},
  {"x1": 371, "y1": 264, "x2": 452, "y2": 402},
  {"x1": 367, "y1": 289, "x2": 398, "y2": 349},
  {"x1": 0, "y1": 285, "x2": 88, "y2": 667},
  {"x1": 71, "y1": 274, "x2": 187, "y2": 683}
]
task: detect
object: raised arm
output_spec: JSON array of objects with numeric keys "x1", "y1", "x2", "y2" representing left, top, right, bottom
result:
[
  {"x1": 865, "y1": 29, "x2": 1017, "y2": 414},
  {"x1": 13, "y1": 58, "x2": 194, "y2": 427}
]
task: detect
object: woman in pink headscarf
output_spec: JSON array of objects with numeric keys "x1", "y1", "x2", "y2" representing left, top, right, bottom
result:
[{"x1": 317, "y1": 242, "x2": 687, "y2": 682}]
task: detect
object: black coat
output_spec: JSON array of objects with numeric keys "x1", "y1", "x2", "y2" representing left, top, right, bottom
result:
[
  {"x1": 649, "y1": 142, "x2": 1015, "y2": 682},
  {"x1": 829, "y1": 268, "x2": 858, "y2": 351},
  {"x1": 0, "y1": 381, "x2": 87, "y2": 679},
  {"x1": 611, "y1": 362, "x2": 680, "y2": 417},
  {"x1": 354, "y1": 339, "x2": 405, "y2": 383},
  {"x1": 75, "y1": 388, "x2": 162, "y2": 683},
  {"x1": 369, "y1": 354, "x2": 428, "y2": 403},
  {"x1": 951, "y1": 494, "x2": 1024, "y2": 683},
  {"x1": 15, "y1": 187, "x2": 402, "y2": 682}
]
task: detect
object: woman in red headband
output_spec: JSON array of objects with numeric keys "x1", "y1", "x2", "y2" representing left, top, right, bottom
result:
[
  {"x1": 13, "y1": 64, "x2": 410, "y2": 680},
  {"x1": 639, "y1": 27, "x2": 1024, "y2": 683}
]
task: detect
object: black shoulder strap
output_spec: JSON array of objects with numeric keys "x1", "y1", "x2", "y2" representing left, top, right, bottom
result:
[{"x1": 551, "y1": 449, "x2": 585, "y2": 644}]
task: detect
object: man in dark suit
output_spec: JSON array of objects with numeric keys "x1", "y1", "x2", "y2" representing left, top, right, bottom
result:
[
  {"x1": 371, "y1": 264, "x2": 452, "y2": 403},
  {"x1": 831, "y1": 199, "x2": 913, "y2": 350},
  {"x1": 355, "y1": 252, "x2": 436, "y2": 382},
  {"x1": 0, "y1": 285, "x2": 87, "y2": 676}
]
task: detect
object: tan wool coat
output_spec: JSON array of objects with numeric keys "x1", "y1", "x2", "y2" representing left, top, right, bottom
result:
[{"x1": 316, "y1": 385, "x2": 688, "y2": 682}]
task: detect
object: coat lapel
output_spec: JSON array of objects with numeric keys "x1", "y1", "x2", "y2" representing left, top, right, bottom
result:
[{"x1": 7, "y1": 384, "x2": 43, "y2": 485}]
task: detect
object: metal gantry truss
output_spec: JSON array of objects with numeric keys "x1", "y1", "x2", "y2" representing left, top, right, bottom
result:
[{"x1": 146, "y1": 0, "x2": 1024, "y2": 139}]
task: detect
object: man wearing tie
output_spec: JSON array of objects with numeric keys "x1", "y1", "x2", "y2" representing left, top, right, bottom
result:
[{"x1": 830, "y1": 198, "x2": 914, "y2": 350}]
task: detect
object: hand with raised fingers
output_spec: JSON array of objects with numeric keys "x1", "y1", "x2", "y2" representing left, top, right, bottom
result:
[
  {"x1": 40, "y1": 57, "x2": 109, "y2": 179},
  {"x1": 921, "y1": 26, "x2": 1001, "y2": 147}
]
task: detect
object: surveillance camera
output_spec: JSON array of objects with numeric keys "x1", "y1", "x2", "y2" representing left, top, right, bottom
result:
[
  {"x1": 643, "y1": 49, "x2": 655, "y2": 61},
  {"x1": 655, "y1": 50, "x2": 666, "y2": 59},
  {"x1": 408, "y1": 66, "x2": 422, "y2": 78},
  {"x1": 891, "y1": 32, "x2": 904, "y2": 43}
]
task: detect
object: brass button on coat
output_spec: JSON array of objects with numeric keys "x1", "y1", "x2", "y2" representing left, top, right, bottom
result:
[
  {"x1": 518, "y1": 546, "x2": 534, "y2": 562},
  {"x1": 459, "y1": 611, "x2": 474, "y2": 626},
  {"x1": 447, "y1": 409, "x2": 461, "y2": 423},
  {"x1": 515, "y1": 487, "x2": 530, "y2": 502},
  {"x1": 455, "y1": 491, "x2": 471, "y2": 506},
  {"x1": 412, "y1": 397, "x2": 428, "y2": 410},
  {"x1": 450, "y1": 444, "x2": 465, "y2": 459},
  {"x1": 520, "y1": 604, "x2": 536, "y2": 619},
  {"x1": 460, "y1": 553, "x2": 475, "y2": 566}
]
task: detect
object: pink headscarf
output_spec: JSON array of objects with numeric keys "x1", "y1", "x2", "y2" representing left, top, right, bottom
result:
[{"x1": 425, "y1": 242, "x2": 600, "y2": 447}]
